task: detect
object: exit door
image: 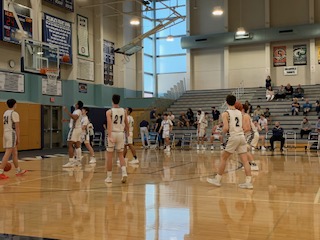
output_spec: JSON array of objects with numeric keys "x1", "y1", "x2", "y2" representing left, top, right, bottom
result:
[{"x1": 43, "y1": 106, "x2": 63, "y2": 149}]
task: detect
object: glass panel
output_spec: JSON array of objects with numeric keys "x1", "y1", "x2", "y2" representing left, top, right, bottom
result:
[
  {"x1": 144, "y1": 73, "x2": 154, "y2": 93},
  {"x1": 157, "y1": 55, "x2": 186, "y2": 73},
  {"x1": 143, "y1": 38, "x2": 153, "y2": 55},
  {"x1": 156, "y1": 37, "x2": 186, "y2": 55},
  {"x1": 143, "y1": 18, "x2": 154, "y2": 33},
  {"x1": 144, "y1": 55, "x2": 153, "y2": 73},
  {"x1": 156, "y1": 21, "x2": 186, "y2": 37}
]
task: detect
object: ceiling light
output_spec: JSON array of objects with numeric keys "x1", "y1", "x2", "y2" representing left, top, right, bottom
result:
[
  {"x1": 130, "y1": 18, "x2": 140, "y2": 25},
  {"x1": 236, "y1": 27, "x2": 246, "y2": 35},
  {"x1": 166, "y1": 35, "x2": 174, "y2": 42},
  {"x1": 212, "y1": 6, "x2": 223, "y2": 16}
]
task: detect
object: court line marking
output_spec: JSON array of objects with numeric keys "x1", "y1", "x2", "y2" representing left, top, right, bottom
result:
[{"x1": 314, "y1": 187, "x2": 320, "y2": 204}]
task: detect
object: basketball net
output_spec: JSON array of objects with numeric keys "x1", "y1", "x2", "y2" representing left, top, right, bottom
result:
[{"x1": 46, "y1": 69, "x2": 59, "y2": 85}]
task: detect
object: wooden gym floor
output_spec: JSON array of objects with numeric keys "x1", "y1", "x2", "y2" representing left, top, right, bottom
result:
[{"x1": 0, "y1": 147, "x2": 320, "y2": 240}]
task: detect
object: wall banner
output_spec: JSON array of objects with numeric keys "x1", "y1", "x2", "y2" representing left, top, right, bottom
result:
[
  {"x1": 43, "y1": 13, "x2": 72, "y2": 64},
  {"x1": 77, "y1": 15, "x2": 89, "y2": 57},
  {"x1": 284, "y1": 66, "x2": 297, "y2": 76},
  {"x1": 104, "y1": 64, "x2": 113, "y2": 85},
  {"x1": 44, "y1": 0, "x2": 74, "y2": 12},
  {"x1": 273, "y1": 46, "x2": 286, "y2": 67},
  {"x1": 103, "y1": 40, "x2": 115, "y2": 65},
  {"x1": 293, "y1": 44, "x2": 307, "y2": 65}
]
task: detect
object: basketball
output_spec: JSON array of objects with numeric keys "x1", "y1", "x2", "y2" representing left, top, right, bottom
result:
[
  {"x1": 4, "y1": 163, "x2": 11, "y2": 172},
  {"x1": 40, "y1": 68, "x2": 47, "y2": 75},
  {"x1": 234, "y1": 101, "x2": 243, "y2": 111},
  {"x1": 62, "y1": 54, "x2": 70, "y2": 63}
]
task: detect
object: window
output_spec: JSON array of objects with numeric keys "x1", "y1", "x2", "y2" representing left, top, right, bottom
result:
[
  {"x1": 157, "y1": 55, "x2": 186, "y2": 73},
  {"x1": 156, "y1": 37, "x2": 186, "y2": 55}
]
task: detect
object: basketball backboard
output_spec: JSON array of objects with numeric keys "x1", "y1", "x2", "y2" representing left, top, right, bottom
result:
[{"x1": 21, "y1": 39, "x2": 60, "y2": 76}]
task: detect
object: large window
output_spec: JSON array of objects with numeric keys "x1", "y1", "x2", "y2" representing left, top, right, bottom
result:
[{"x1": 142, "y1": 0, "x2": 186, "y2": 97}]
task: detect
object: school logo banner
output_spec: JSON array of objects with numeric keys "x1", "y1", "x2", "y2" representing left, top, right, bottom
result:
[
  {"x1": 293, "y1": 44, "x2": 307, "y2": 65},
  {"x1": 273, "y1": 46, "x2": 286, "y2": 67}
]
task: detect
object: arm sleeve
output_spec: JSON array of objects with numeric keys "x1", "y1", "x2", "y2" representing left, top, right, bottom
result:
[{"x1": 12, "y1": 112, "x2": 20, "y2": 122}]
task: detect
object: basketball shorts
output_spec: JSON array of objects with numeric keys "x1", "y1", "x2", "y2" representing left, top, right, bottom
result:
[
  {"x1": 163, "y1": 130, "x2": 170, "y2": 139},
  {"x1": 3, "y1": 131, "x2": 16, "y2": 149},
  {"x1": 198, "y1": 128, "x2": 206, "y2": 138},
  {"x1": 67, "y1": 128, "x2": 82, "y2": 142},
  {"x1": 126, "y1": 132, "x2": 133, "y2": 145},
  {"x1": 224, "y1": 134, "x2": 247, "y2": 154},
  {"x1": 107, "y1": 132, "x2": 125, "y2": 152},
  {"x1": 212, "y1": 134, "x2": 220, "y2": 140},
  {"x1": 82, "y1": 133, "x2": 90, "y2": 144},
  {"x1": 246, "y1": 132, "x2": 259, "y2": 148}
]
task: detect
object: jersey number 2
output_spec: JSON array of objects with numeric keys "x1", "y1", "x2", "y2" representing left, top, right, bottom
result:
[
  {"x1": 113, "y1": 115, "x2": 123, "y2": 124},
  {"x1": 235, "y1": 117, "x2": 240, "y2": 127}
]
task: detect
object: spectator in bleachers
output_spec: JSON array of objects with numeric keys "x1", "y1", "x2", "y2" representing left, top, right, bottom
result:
[
  {"x1": 264, "y1": 108, "x2": 272, "y2": 122},
  {"x1": 315, "y1": 100, "x2": 320, "y2": 115},
  {"x1": 253, "y1": 105, "x2": 264, "y2": 121},
  {"x1": 258, "y1": 114, "x2": 268, "y2": 133},
  {"x1": 177, "y1": 112, "x2": 189, "y2": 128},
  {"x1": 211, "y1": 106, "x2": 220, "y2": 126},
  {"x1": 275, "y1": 85, "x2": 286, "y2": 100},
  {"x1": 266, "y1": 86, "x2": 275, "y2": 101},
  {"x1": 253, "y1": 120, "x2": 267, "y2": 150},
  {"x1": 291, "y1": 98, "x2": 300, "y2": 116},
  {"x1": 265, "y1": 75, "x2": 272, "y2": 89},
  {"x1": 168, "y1": 111, "x2": 175, "y2": 125},
  {"x1": 300, "y1": 117, "x2": 312, "y2": 139},
  {"x1": 302, "y1": 99, "x2": 312, "y2": 116},
  {"x1": 244, "y1": 100, "x2": 253, "y2": 114},
  {"x1": 293, "y1": 84, "x2": 305, "y2": 100},
  {"x1": 285, "y1": 83, "x2": 293, "y2": 99},
  {"x1": 269, "y1": 122, "x2": 285, "y2": 152},
  {"x1": 186, "y1": 108, "x2": 194, "y2": 125}
]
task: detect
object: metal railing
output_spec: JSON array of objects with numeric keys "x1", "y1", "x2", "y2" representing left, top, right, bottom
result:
[{"x1": 219, "y1": 80, "x2": 245, "y2": 112}]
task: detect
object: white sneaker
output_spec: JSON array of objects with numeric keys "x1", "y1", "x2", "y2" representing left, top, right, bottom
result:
[
  {"x1": 250, "y1": 162, "x2": 259, "y2": 171},
  {"x1": 206, "y1": 177, "x2": 221, "y2": 187},
  {"x1": 129, "y1": 159, "x2": 139, "y2": 164},
  {"x1": 89, "y1": 157, "x2": 96, "y2": 164},
  {"x1": 210, "y1": 146, "x2": 214, "y2": 150},
  {"x1": 238, "y1": 182, "x2": 253, "y2": 189},
  {"x1": 63, "y1": 161, "x2": 74, "y2": 168},
  {"x1": 201, "y1": 146, "x2": 206, "y2": 150},
  {"x1": 220, "y1": 145, "x2": 224, "y2": 150},
  {"x1": 105, "y1": 176, "x2": 112, "y2": 183},
  {"x1": 121, "y1": 173, "x2": 128, "y2": 183},
  {"x1": 261, "y1": 146, "x2": 266, "y2": 151},
  {"x1": 197, "y1": 145, "x2": 200, "y2": 150},
  {"x1": 251, "y1": 147, "x2": 255, "y2": 151},
  {"x1": 73, "y1": 161, "x2": 82, "y2": 167}
]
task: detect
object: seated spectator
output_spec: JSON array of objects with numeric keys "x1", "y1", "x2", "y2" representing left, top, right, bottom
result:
[
  {"x1": 269, "y1": 122, "x2": 285, "y2": 152},
  {"x1": 316, "y1": 117, "x2": 320, "y2": 150},
  {"x1": 266, "y1": 86, "x2": 275, "y2": 101},
  {"x1": 302, "y1": 99, "x2": 312, "y2": 116},
  {"x1": 253, "y1": 105, "x2": 264, "y2": 121},
  {"x1": 211, "y1": 106, "x2": 220, "y2": 126},
  {"x1": 210, "y1": 122, "x2": 224, "y2": 150},
  {"x1": 168, "y1": 111, "x2": 175, "y2": 125},
  {"x1": 315, "y1": 100, "x2": 320, "y2": 116},
  {"x1": 253, "y1": 120, "x2": 266, "y2": 150},
  {"x1": 258, "y1": 114, "x2": 268, "y2": 133},
  {"x1": 284, "y1": 83, "x2": 293, "y2": 99},
  {"x1": 265, "y1": 75, "x2": 272, "y2": 89},
  {"x1": 186, "y1": 108, "x2": 194, "y2": 125},
  {"x1": 264, "y1": 108, "x2": 272, "y2": 122},
  {"x1": 300, "y1": 117, "x2": 312, "y2": 139},
  {"x1": 293, "y1": 84, "x2": 304, "y2": 99},
  {"x1": 275, "y1": 85, "x2": 286, "y2": 100},
  {"x1": 177, "y1": 112, "x2": 189, "y2": 128},
  {"x1": 291, "y1": 98, "x2": 300, "y2": 116},
  {"x1": 244, "y1": 100, "x2": 253, "y2": 114}
]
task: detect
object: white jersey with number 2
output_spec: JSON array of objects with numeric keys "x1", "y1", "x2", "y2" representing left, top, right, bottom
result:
[
  {"x1": 111, "y1": 108, "x2": 126, "y2": 132},
  {"x1": 226, "y1": 109, "x2": 244, "y2": 137}
]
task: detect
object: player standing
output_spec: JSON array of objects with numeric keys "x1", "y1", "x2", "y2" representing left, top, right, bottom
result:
[
  {"x1": 63, "y1": 101, "x2": 83, "y2": 168},
  {"x1": 0, "y1": 99, "x2": 27, "y2": 179},
  {"x1": 210, "y1": 122, "x2": 224, "y2": 150},
  {"x1": 207, "y1": 95, "x2": 253, "y2": 189},
  {"x1": 105, "y1": 94, "x2": 129, "y2": 183},
  {"x1": 81, "y1": 107, "x2": 96, "y2": 164},
  {"x1": 123, "y1": 107, "x2": 139, "y2": 164},
  {"x1": 158, "y1": 113, "x2": 173, "y2": 152},
  {"x1": 197, "y1": 112, "x2": 208, "y2": 150}
]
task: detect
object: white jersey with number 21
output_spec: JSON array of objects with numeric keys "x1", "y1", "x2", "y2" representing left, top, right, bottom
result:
[{"x1": 111, "y1": 108, "x2": 126, "y2": 132}]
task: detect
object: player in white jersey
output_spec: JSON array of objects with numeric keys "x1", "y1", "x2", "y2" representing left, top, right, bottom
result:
[
  {"x1": 207, "y1": 95, "x2": 253, "y2": 189},
  {"x1": 241, "y1": 104, "x2": 259, "y2": 171},
  {"x1": 80, "y1": 107, "x2": 96, "y2": 164},
  {"x1": 210, "y1": 122, "x2": 224, "y2": 150},
  {"x1": 197, "y1": 112, "x2": 208, "y2": 150},
  {"x1": 158, "y1": 113, "x2": 173, "y2": 152},
  {"x1": 123, "y1": 107, "x2": 139, "y2": 164},
  {"x1": 63, "y1": 101, "x2": 83, "y2": 168},
  {"x1": 105, "y1": 94, "x2": 129, "y2": 184},
  {"x1": 0, "y1": 99, "x2": 27, "y2": 179}
]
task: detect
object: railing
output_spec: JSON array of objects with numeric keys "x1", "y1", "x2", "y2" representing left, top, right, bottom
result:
[
  {"x1": 219, "y1": 80, "x2": 245, "y2": 112},
  {"x1": 160, "y1": 79, "x2": 186, "y2": 100}
]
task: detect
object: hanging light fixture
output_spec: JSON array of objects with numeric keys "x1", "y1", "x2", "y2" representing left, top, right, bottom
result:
[
  {"x1": 166, "y1": 35, "x2": 174, "y2": 41},
  {"x1": 130, "y1": 17, "x2": 140, "y2": 25},
  {"x1": 212, "y1": 6, "x2": 223, "y2": 16}
]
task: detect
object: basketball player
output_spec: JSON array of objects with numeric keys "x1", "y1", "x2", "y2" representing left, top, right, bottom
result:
[
  {"x1": 80, "y1": 107, "x2": 96, "y2": 164},
  {"x1": 63, "y1": 101, "x2": 83, "y2": 168},
  {"x1": 123, "y1": 107, "x2": 139, "y2": 164},
  {"x1": 105, "y1": 94, "x2": 129, "y2": 183},
  {"x1": 197, "y1": 112, "x2": 208, "y2": 150},
  {"x1": 207, "y1": 95, "x2": 253, "y2": 189},
  {"x1": 210, "y1": 122, "x2": 224, "y2": 150},
  {"x1": 158, "y1": 113, "x2": 173, "y2": 152},
  {"x1": 241, "y1": 104, "x2": 259, "y2": 171},
  {"x1": 0, "y1": 99, "x2": 27, "y2": 179}
]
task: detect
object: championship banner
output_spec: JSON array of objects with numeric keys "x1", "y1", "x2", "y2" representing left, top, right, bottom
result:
[
  {"x1": 293, "y1": 44, "x2": 307, "y2": 65},
  {"x1": 44, "y1": 0, "x2": 74, "y2": 12},
  {"x1": 77, "y1": 15, "x2": 89, "y2": 57},
  {"x1": 273, "y1": 46, "x2": 286, "y2": 67},
  {"x1": 104, "y1": 64, "x2": 113, "y2": 85},
  {"x1": 103, "y1": 40, "x2": 115, "y2": 65},
  {"x1": 43, "y1": 13, "x2": 72, "y2": 64}
]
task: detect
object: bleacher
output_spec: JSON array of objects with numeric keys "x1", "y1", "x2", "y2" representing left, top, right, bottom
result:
[{"x1": 167, "y1": 84, "x2": 320, "y2": 147}]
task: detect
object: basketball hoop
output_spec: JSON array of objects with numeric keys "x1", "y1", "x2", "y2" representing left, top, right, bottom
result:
[{"x1": 45, "y1": 68, "x2": 59, "y2": 85}]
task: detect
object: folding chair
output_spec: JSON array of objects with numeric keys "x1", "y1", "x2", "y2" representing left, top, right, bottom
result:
[
  {"x1": 181, "y1": 133, "x2": 192, "y2": 150},
  {"x1": 92, "y1": 132, "x2": 103, "y2": 146},
  {"x1": 285, "y1": 131, "x2": 296, "y2": 148},
  {"x1": 170, "y1": 133, "x2": 176, "y2": 149},
  {"x1": 307, "y1": 132, "x2": 319, "y2": 150},
  {"x1": 148, "y1": 132, "x2": 159, "y2": 149}
]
